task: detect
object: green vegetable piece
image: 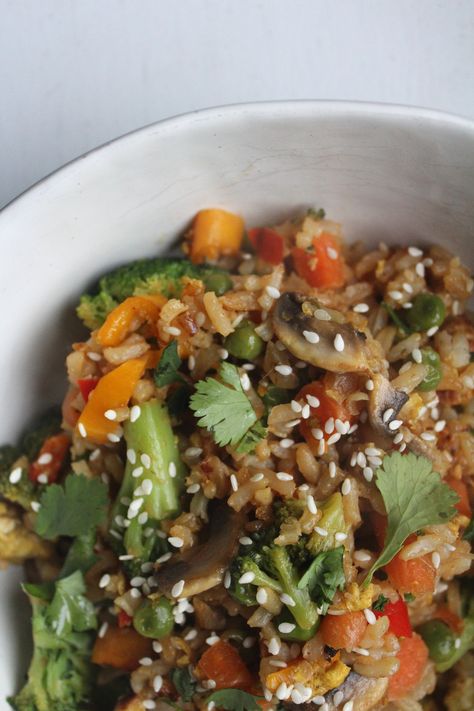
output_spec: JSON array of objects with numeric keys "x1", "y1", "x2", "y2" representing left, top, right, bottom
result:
[
  {"x1": 154, "y1": 340, "x2": 184, "y2": 387},
  {"x1": 224, "y1": 320, "x2": 264, "y2": 361},
  {"x1": 133, "y1": 597, "x2": 174, "y2": 639},
  {"x1": 298, "y1": 546, "x2": 345, "y2": 614},
  {"x1": 190, "y1": 362, "x2": 258, "y2": 447},
  {"x1": 61, "y1": 530, "x2": 98, "y2": 578},
  {"x1": 234, "y1": 420, "x2": 267, "y2": 454},
  {"x1": 204, "y1": 271, "x2": 233, "y2": 296},
  {"x1": 405, "y1": 293, "x2": 446, "y2": 332},
  {"x1": 382, "y1": 302, "x2": 410, "y2": 335},
  {"x1": 262, "y1": 386, "x2": 294, "y2": 413},
  {"x1": 417, "y1": 348, "x2": 442, "y2": 392},
  {"x1": 275, "y1": 608, "x2": 319, "y2": 641},
  {"x1": 46, "y1": 571, "x2": 97, "y2": 636},
  {"x1": 170, "y1": 667, "x2": 197, "y2": 702},
  {"x1": 206, "y1": 689, "x2": 262, "y2": 711},
  {"x1": 0, "y1": 444, "x2": 35, "y2": 510},
  {"x1": 363, "y1": 452, "x2": 459, "y2": 586},
  {"x1": 373, "y1": 594, "x2": 390, "y2": 611},
  {"x1": 307, "y1": 493, "x2": 347, "y2": 554},
  {"x1": 417, "y1": 619, "x2": 456, "y2": 665},
  {"x1": 35, "y1": 474, "x2": 108, "y2": 540}
]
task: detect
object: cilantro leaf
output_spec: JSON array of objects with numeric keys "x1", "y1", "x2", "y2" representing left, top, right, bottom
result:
[
  {"x1": 235, "y1": 420, "x2": 267, "y2": 454},
  {"x1": 154, "y1": 341, "x2": 184, "y2": 387},
  {"x1": 464, "y1": 518, "x2": 474, "y2": 543},
  {"x1": 61, "y1": 530, "x2": 98, "y2": 578},
  {"x1": 364, "y1": 452, "x2": 459, "y2": 585},
  {"x1": 170, "y1": 667, "x2": 196, "y2": 702},
  {"x1": 190, "y1": 363, "x2": 257, "y2": 447},
  {"x1": 382, "y1": 302, "x2": 411, "y2": 335},
  {"x1": 35, "y1": 474, "x2": 108, "y2": 540},
  {"x1": 298, "y1": 546, "x2": 345, "y2": 614},
  {"x1": 207, "y1": 689, "x2": 262, "y2": 711},
  {"x1": 373, "y1": 594, "x2": 389, "y2": 611},
  {"x1": 46, "y1": 570, "x2": 97, "y2": 635}
]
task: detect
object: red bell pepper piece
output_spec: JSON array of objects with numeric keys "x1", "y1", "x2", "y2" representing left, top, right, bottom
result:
[
  {"x1": 117, "y1": 609, "x2": 133, "y2": 628},
  {"x1": 78, "y1": 377, "x2": 100, "y2": 402},
  {"x1": 29, "y1": 433, "x2": 70, "y2": 484},
  {"x1": 373, "y1": 597, "x2": 412, "y2": 637},
  {"x1": 292, "y1": 233, "x2": 345, "y2": 288},
  {"x1": 248, "y1": 227, "x2": 284, "y2": 265}
]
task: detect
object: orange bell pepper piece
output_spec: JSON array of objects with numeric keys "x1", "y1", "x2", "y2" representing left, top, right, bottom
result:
[
  {"x1": 76, "y1": 356, "x2": 148, "y2": 443},
  {"x1": 197, "y1": 639, "x2": 254, "y2": 691},
  {"x1": 190, "y1": 209, "x2": 244, "y2": 263},
  {"x1": 92, "y1": 625, "x2": 153, "y2": 670},
  {"x1": 96, "y1": 294, "x2": 166, "y2": 347}
]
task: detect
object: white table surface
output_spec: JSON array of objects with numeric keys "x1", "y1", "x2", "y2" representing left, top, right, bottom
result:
[{"x1": 1, "y1": 0, "x2": 474, "y2": 209}]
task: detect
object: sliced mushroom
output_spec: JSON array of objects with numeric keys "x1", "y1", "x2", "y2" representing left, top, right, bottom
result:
[
  {"x1": 155, "y1": 500, "x2": 242, "y2": 598},
  {"x1": 284, "y1": 672, "x2": 388, "y2": 711},
  {"x1": 273, "y1": 292, "x2": 373, "y2": 374},
  {"x1": 368, "y1": 373, "x2": 409, "y2": 436}
]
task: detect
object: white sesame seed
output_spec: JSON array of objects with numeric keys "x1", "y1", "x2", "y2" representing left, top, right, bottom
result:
[
  {"x1": 87, "y1": 351, "x2": 101, "y2": 361},
  {"x1": 37, "y1": 473, "x2": 49, "y2": 484},
  {"x1": 78, "y1": 422, "x2": 87, "y2": 438},
  {"x1": 129, "y1": 405, "x2": 141, "y2": 423},
  {"x1": 315, "y1": 308, "x2": 331, "y2": 321},
  {"x1": 421, "y1": 431, "x2": 436, "y2": 441},
  {"x1": 353, "y1": 302, "x2": 370, "y2": 314},
  {"x1": 139, "y1": 656, "x2": 153, "y2": 666},
  {"x1": 326, "y1": 246, "x2": 339, "y2": 260},
  {"x1": 426, "y1": 325, "x2": 438, "y2": 337},
  {"x1": 129, "y1": 497, "x2": 144, "y2": 513},
  {"x1": 184, "y1": 629, "x2": 198, "y2": 641},
  {"x1": 354, "y1": 550, "x2": 371, "y2": 562},
  {"x1": 184, "y1": 446, "x2": 203, "y2": 459},
  {"x1": 143, "y1": 700, "x2": 156, "y2": 709},
  {"x1": 348, "y1": 422, "x2": 358, "y2": 434},
  {"x1": 98, "y1": 621, "x2": 109, "y2": 638},
  {"x1": 266, "y1": 285, "x2": 281, "y2": 299},
  {"x1": 291, "y1": 400, "x2": 302, "y2": 413},
  {"x1": 138, "y1": 512, "x2": 148, "y2": 525},
  {"x1": 256, "y1": 587, "x2": 268, "y2": 605},
  {"x1": 298, "y1": 404, "x2": 309, "y2": 420},
  {"x1": 280, "y1": 438, "x2": 294, "y2": 448},
  {"x1": 307, "y1": 495, "x2": 317, "y2": 515},
  {"x1": 412, "y1": 348, "x2": 423, "y2": 364},
  {"x1": 171, "y1": 580, "x2": 185, "y2": 598},
  {"x1": 402, "y1": 302, "x2": 413, "y2": 309},
  {"x1": 109, "y1": 529, "x2": 122, "y2": 540},
  {"x1": 206, "y1": 633, "x2": 220, "y2": 646},
  {"x1": 114, "y1": 515, "x2": 126, "y2": 528},
  {"x1": 141, "y1": 453, "x2": 151, "y2": 469},
  {"x1": 276, "y1": 472, "x2": 293, "y2": 481},
  {"x1": 230, "y1": 474, "x2": 239, "y2": 491},
  {"x1": 239, "y1": 373, "x2": 251, "y2": 392},
  {"x1": 218, "y1": 348, "x2": 229, "y2": 360},
  {"x1": 107, "y1": 431, "x2": 121, "y2": 443},
  {"x1": 311, "y1": 427, "x2": 324, "y2": 440},
  {"x1": 403, "y1": 282, "x2": 414, "y2": 294},
  {"x1": 250, "y1": 472, "x2": 265, "y2": 482},
  {"x1": 364, "y1": 608, "x2": 377, "y2": 625},
  {"x1": 383, "y1": 408, "x2": 394, "y2": 423},
  {"x1": 141, "y1": 479, "x2": 153, "y2": 495},
  {"x1": 432, "y1": 551, "x2": 441, "y2": 569},
  {"x1": 312, "y1": 696, "x2": 326, "y2": 706},
  {"x1": 280, "y1": 593, "x2": 296, "y2": 607},
  {"x1": 317, "y1": 439, "x2": 325, "y2": 455},
  {"x1": 368, "y1": 455, "x2": 383, "y2": 466},
  {"x1": 408, "y1": 246, "x2": 423, "y2": 257},
  {"x1": 239, "y1": 536, "x2": 253, "y2": 546},
  {"x1": 399, "y1": 362, "x2": 412, "y2": 374},
  {"x1": 446, "y1": 544, "x2": 456, "y2": 552},
  {"x1": 335, "y1": 532, "x2": 347, "y2": 542},
  {"x1": 275, "y1": 364, "x2": 293, "y2": 376},
  {"x1": 156, "y1": 552, "x2": 172, "y2": 564},
  {"x1": 276, "y1": 682, "x2": 289, "y2": 700},
  {"x1": 333, "y1": 691, "x2": 344, "y2": 706},
  {"x1": 334, "y1": 333, "x2": 345, "y2": 352},
  {"x1": 131, "y1": 576, "x2": 146, "y2": 587},
  {"x1": 335, "y1": 418, "x2": 347, "y2": 434},
  {"x1": 315, "y1": 526, "x2": 328, "y2": 537},
  {"x1": 118, "y1": 554, "x2": 134, "y2": 561},
  {"x1": 389, "y1": 290, "x2": 403, "y2": 301},
  {"x1": 454, "y1": 637, "x2": 462, "y2": 649},
  {"x1": 164, "y1": 325, "x2": 181, "y2": 336},
  {"x1": 268, "y1": 637, "x2": 281, "y2": 655},
  {"x1": 434, "y1": 419, "x2": 446, "y2": 432},
  {"x1": 132, "y1": 466, "x2": 144, "y2": 479},
  {"x1": 388, "y1": 419, "x2": 402, "y2": 431},
  {"x1": 393, "y1": 432, "x2": 404, "y2": 444},
  {"x1": 299, "y1": 484, "x2": 309, "y2": 492},
  {"x1": 168, "y1": 536, "x2": 184, "y2": 548},
  {"x1": 126, "y1": 448, "x2": 137, "y2": 464},
  {"x1": 303, "y1": 330, "x2": 320, "y2": 344},
  {"x1": 186, "y1": 483, "x2": 200, "y2": 494},
  {"x1": 168, "y1": 461, "x2": 177, "y2": 479},
  {"x1": 37, "y1": 452, "x2": 54, "y2": 466},
  {"x1": 342, "y1": 479, "x2": 352, "y2": 495},
  {"x1": 343, "y1": 700, "x2": 354, "y2": 711},
  {"x1": 9, "y1": 467, "x2": 22, "y2": 484},
  {"x1": 356, "y1": 451, "x2": 367, "y2": 467},
  {"x1": 329, "y1": 461, "x2": 337, "y2": 478},
  {"x1": 270, "y1": 659, "x2": 288, "y2": 668},
  {"x1": 104, "y1": 409, "x2": 117, "y2": 421},
  {"x1": 278, "y1": 622, "x2": 296, "y2": 634},
  {"x1": 99, "y1": 574, "x2": 110, "y2": 589},
  {"x1": 239, "y1": 571, "x2": 256, "y2": 584},
  {"x1": 416, "y1": 262, "x2": 426, "y2": 278},
  {"x1": 324, "y1": 417, "x2": 335, "y2": 434},
  {"x1": 326, "y1": 432, "x2": 341, "y2": 446},
  {"x1": 363, "y1": 467, "x2": 374, "y2": 482},
  {"x1": 306, "y1": 394, "x2": 320, "y2": 408}
]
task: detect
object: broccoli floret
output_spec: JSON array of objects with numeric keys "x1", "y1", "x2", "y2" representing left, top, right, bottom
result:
[
  {"x1": 0, "y1": 445, "x2": 36, "y2": 510},
  {"x1": 109, "y1": 399, "x2": 186, "y2": 566},
  {"x1": 8, "y1": 577, "x2": 96, "y2": 711},
  {"x1": 20, "y1": 408, "x2": 63, "y2": 461},
  {"x1": 229, "y1": 531, "x2": 319, "y2": 630},
  {"x1": 306, "y1": 492, "x2": 347, "y2": 555},
  {"x1": 77, "y1": 257, "x2": 231, "y2": 329}
]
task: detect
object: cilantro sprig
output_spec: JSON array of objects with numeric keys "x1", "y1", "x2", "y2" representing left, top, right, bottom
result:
[
  {"x1": 190, "y1": 363, "x2": 258, "y2": 448},
  {"x1": 298, "y1": 546, "x2": 345, "y2": 614},
  {"x1": 154, "y1": 341, "x2": 185, "y2": 387},
  {"x1": 35, "y1": 473, "x2": 108, "y2": 540},
  {"x1": 206, "y1": 689, "x2": 262, "y2": 711},
  {"x1": 364, "y1": 452, "x2": 459, "y2": 585}
]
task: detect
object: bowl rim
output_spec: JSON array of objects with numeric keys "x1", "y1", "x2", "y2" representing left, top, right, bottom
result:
[{"x1": 2, "y1": 99, "x2": 474, "y2": 218}]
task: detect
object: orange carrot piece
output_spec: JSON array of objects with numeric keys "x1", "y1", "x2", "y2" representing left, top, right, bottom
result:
[
  {"x1": 28, "y1": 433, "x2": 70, "y2": 483},
  {"x1": 197, "y1": 639, "x2": 254, "y2": 691},
  {"x1": 320, "y1": 611, "x2": 367, "y2": 650},
  {"x1": 387, "y1": 633, "x2": 429, "y2": 700},
  {"x1": 292, "y1": 233, "x2": 345, "y2": 289},
  {"x1": 190, "y1": 209, "x2": 244, "y2": 263},
  {"x1": 385, "y1": 551, "x2": 436, "y2": 596},
  {"x1": 297, "y1": 381, "x2": 352, "y2": 455},
  {"x1": 92, "y1": 626, "x2": 153, "y2": 671}
]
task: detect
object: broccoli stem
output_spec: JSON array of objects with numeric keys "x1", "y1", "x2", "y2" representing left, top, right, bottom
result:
[
  {"x1": 110, "y1": 399, "x2": 185, "y2": 559},
  {"x1": 269, "y1": 545, "x2": 319, "y2": 630}
]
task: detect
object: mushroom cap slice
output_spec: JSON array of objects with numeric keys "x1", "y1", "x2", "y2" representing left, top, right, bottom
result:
[
  {"x1": 155, "y1": 500, "x2": 242, "y2": 598},
  {"x1": 368, "y1": 373, "x2": 409, "y2": 436},
  {"x1": 272, "y1": 292, "x2": 374, "y2": 374},
  {"x1": 284, "y1": 672, "x2": 388, "y2": 711}
]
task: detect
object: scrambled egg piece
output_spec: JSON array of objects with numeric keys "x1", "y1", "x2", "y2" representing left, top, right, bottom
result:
[
  {"x1": 336, "y1": 582, "x2": 375, "y2": 612},
  {"x1": 0, "y1": 501, "x2": 52, "y2": 566},
  {"x1": 266, "y1": 655, "x2": 350, "y2": 696}
]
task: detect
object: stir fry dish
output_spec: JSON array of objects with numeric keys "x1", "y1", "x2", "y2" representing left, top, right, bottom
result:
[{"x1": 1, "y1": 207, "x2": 473, "y2": 711}]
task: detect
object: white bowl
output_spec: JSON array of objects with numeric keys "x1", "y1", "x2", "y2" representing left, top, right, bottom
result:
[{"x1": 1, "y1": 101, "x2": 474, "y2": 703}]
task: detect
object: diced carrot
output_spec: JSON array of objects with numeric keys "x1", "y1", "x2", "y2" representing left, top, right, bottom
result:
[
  {"x1": 92, "y1": 626, "x2": 153, "y2": 670},
  {"x1": 96, "y1": 295, "x2": 166, "y2": 348},
  {"x1": 248, "y1": 227, "x2": 284, "y2": 265},
  {"x1": 297, "y1": 381, "x2": 352, "y2": 454},
  {"x1": 78, "y1": 378, "x2": 100, "y2": 402},
  {"x1": 292, "y1": 233, "x2": 345, "y2": 289},
  {"x1": 385, "y1": 552, "x2": 436, "y2": 596},
  {"x1": 320, "y1": 611, "x2": 367, "y2": 650},
  {"x1": 190, "y1": 209, "x2": 244, "y2": 263},
  {"x1": 433, "y1": 605, "x2": 464, "y2": 634},
  {"x1": 77, "y1": 356, "x2": 148, "y2": 444},
  {"x1": 197, "y1": 639, "x2": 254, "y2": 691},
  {"x1": 28, "y1": 433, "x2": 70, "y2": 483},
  {"x1": 387, "y1": 633, "x2": 429, "y2": 700},
  {"x1": 445, "y1": 477, "x2": 471, "y2": 518}
]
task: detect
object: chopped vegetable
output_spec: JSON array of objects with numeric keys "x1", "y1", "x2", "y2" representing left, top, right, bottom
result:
[
  {"x1": 418, "y1": 619, "x2": 457, "y2": 665},
  {"x1": 190, "y1": 208, "x2": 244, "y2": 263},
  {"x1": 133, "y1": 597, "x2": 174, "y2": 639},
  {"x1": 77, "y1": 356, "x2": 148, "y2": 443},
  {"x1": 224, "y1": 319, "x2": 265, "y2": 360},
  {"x1": 298, "y1": 381, "x2": 352, "y2": 454},
  {"x1": 446, "y1": 476, "x2": 472, "y2": 518},
  {"x1": 197, "y1": 639, "x2": 254, "y2": 691},
  {"x1": 170, "y1": 667, "x2": 197, "y2": 703},
  {"x1": 0, "y1": 445, "x2": 35, "y2": 510},
  {"x1": 91, "y1": 625, "x2": 153, "y2": 670},
  {"x1": 35, "y1": 473, "x2": 108, "y2": 540},
  {"x1": 404, "y1": 293, "x2": 446, "y2": 332},
  {"x1": 298, "y1": 546, "x2": 345, "y2": 614},
  {"x1": 96, "y1": 294, "x2": 165, "y2": 347},
  {"x1": 373, "y1": 597, "x2": 412, "y2": 637},
  {"x1": 386, "y1": 633, "x2": 429, "y2": 700},
  {"x1": 363, "y1": 452, "x2": 459, "y2": 585},
  {"x1": 417, "y1": 348, "x2": 443, "y2": 392},
  {"x1": 292, "y1": 233, "x2": 345, "y2": 288},
  {"x1": 385, "y1": 550, "x2": 436, "y2": 596},
  {"x1": 190, "y1": 362, "x2": 258, "y2": 448},
  {"x1": 77, "y1": 377, "x2": 99, "y2": 402},
  {"x1": 248, "y1": 227, "x2": 284, "y2": 265},
  {"x1": 234, "y1": 420, "x2": 267, "y2": 454},
  {"x1": 154, "y1": 340, "x2": 185, "y2": 387},
  {"x1": 320, "y1": 611, "x2": 367, "y2": 650},
  {"x1": 28, "y1": 432, "x2": 70, "y2": 484},
  {"x1": 372, "y1": 594, "x2": 389, "y2": 612},
  {"x1": 206, "y1": 689, "x2": 261, "y2": 711},
  {"x1": 306, "y1": 493, "x2": 347, "y2": 554}
]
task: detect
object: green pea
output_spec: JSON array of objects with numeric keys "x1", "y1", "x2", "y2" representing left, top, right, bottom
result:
[
  {"x1": 133, "y1": 597, "x2": 174, "y2": 639},
  {"x1": 417, "y1": 620, "x2": 455, "y2": 664},
  {"x1": 417, "y1": 348, "x2": 443, "y2": 392},
  {"x1": 224, "y1": 320, "x2": 264, "y2": 360},
  {"x1": 405, "y1": 293, "x2": 446, "y2": 332},
  {"x1": 204, "y1": 272, "x2": 233, "y2": 296}
]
